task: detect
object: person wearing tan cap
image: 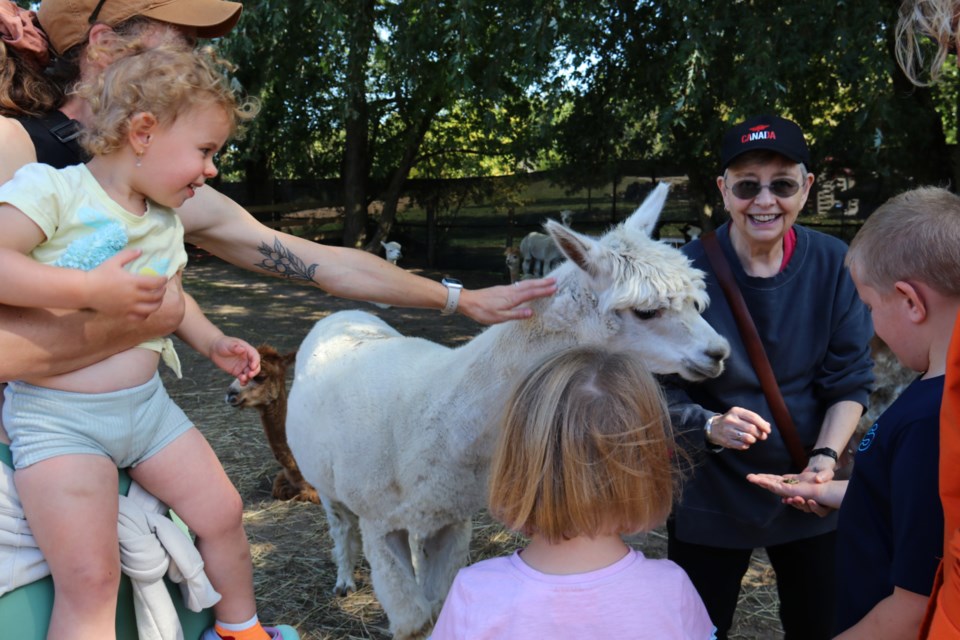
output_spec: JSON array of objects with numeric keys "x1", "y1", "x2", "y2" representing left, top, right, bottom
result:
[
  {"x1": 39, "y1": 0, "x2": 243, "y2": 56},
  {"x1": 0, "y1": 0, "x2": 557, "y2": 383}
]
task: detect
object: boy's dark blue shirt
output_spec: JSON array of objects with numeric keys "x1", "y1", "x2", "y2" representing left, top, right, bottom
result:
[{"x1": 834, "y1": 375, "x2": 944, "y2": 634}]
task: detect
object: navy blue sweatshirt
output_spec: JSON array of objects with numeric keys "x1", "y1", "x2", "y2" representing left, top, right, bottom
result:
[{"x1": 666, "y1": 222, "x2": 874, "y2": 548}]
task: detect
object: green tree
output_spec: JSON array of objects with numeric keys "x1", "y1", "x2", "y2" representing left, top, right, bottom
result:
[
  {"x1": 549, "y1": 1, "x2": 955, "y2": 221},
  {"x1": 218, "y1": 2, "x2": 342, "y2": 201},
  {"x1": 221, "y1": 0, "x2": 566, "y2": 250},
  {"x1": 218, "y1": 0, "x2": 960, "y2": 241}
]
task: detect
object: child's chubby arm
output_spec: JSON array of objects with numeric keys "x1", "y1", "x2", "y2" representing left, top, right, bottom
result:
[
  {"x1": 832, "y1": 587, "x2": 929, "y2": 639},
  {"x1": 746, "y1": 472, "x2": 848, "y2": 515},
  {"x1": 175, "y1": 288, "x2": 261, "y2": 384},
  {"x1": 0, "y1": 203, "x2": 167, "y2": 318}
]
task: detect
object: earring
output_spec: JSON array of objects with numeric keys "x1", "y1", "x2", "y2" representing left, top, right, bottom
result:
[{"x1": 135, "y1": 151, "x2": 142, "y2": 168}]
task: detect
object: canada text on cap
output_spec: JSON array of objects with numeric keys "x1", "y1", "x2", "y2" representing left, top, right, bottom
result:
[{"x1": 720, "y1": 114, "x2": 810, "y2": 171}]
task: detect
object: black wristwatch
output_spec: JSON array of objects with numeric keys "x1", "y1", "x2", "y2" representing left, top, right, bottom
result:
[{"x1": 808, "y1": 447, "x2": 839, "y2": 462}]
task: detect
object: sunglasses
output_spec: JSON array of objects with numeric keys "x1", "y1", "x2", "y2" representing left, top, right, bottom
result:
[
  {"x1": 726, "y1": 178, "x2": 802, "y2": 200},
  {"x1": 89, "y1": 0, "x2": 108, "y2": 23}
]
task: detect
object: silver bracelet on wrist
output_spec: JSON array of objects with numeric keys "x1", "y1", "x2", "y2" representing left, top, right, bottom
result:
[{"x1": 704, "y1": 414, "x2": 724, "y2": 452}]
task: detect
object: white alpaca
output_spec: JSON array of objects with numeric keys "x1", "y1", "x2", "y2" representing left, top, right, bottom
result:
[
  {"x1": 504, "y1": 246, "x2": 522, "y2": 283},
  {"x1": 381, "y1": 240, "x2": 402, "y2": 264},
  {"x1": 521, "y1": 211, "x2": 574, "y2": 276},
  {"x1": 519, "y1": 230, "x2": 556, "y2": 276},
  {"x1": 286, "y1": 183, "x2": 731, "y2": 639},
  {"x1": 682, "y1": 223, "x2": 702, "y2": 242},
  {"x1": 372, "y1": 241, "x2": 404, "y2": 309},
  {"x1": 519, "y1": 214, "x2": 568, "y2": 277}
]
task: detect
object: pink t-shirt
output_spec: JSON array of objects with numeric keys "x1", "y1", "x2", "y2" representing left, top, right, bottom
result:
[{"x1": 430, "y1": 548, "x2": 716, "y2": 639}]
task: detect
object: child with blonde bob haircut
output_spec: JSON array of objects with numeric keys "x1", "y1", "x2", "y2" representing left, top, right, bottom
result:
[
  {"x1": 431, "y1": 346, "x2": 716, "y2": 639},
  {"x1": 0, "y1": 44, "x2": 294, "y2": 640}
]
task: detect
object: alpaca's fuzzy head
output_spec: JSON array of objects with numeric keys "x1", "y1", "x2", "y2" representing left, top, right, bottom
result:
[
  {"x1": 226, "y1": 345, "x2": 296, "y2": 409},
  {"x1": 542, "y1": 183, "x2": 729, "y2": 381},
  {"x1": 381, "y1": 241, "x2": 402, "y2": 264},
  {"x1": 504, "y1": 247, "x2": 522, "y2": 270},
  {"x1": 560, "y1": 209, "x2": 574, "y2": 227}
]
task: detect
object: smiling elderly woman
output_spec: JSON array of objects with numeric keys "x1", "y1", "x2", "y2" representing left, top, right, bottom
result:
[{"x1": 661, "y1": 114, "x2": 874, "y2": 640}]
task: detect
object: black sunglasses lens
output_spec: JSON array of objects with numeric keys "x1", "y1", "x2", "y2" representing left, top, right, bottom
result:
[
  {"x1": 730, "y1": 180, "x2": 800, "y2": 199},
  {"x1": 770, "y1": 180, "x2": 800, "y2": 197},
  {"x1": 731, "y1": 181, "x2": 761, "y2": 199}
]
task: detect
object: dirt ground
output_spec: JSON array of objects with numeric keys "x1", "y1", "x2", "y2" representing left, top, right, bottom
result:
[{"x1": 167, "y1": 254, "x2": 785, "y2": 640}]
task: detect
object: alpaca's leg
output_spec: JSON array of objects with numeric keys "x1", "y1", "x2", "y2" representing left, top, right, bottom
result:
[
  {"x1": 273, "y1": 469, "x2": 320, "y2": 503},
  {"x1": 322, "y1": 497, "x2": 361, "y2": 595},
  {"x1": 262, "y1": 410, "x2": 315, "y2": 495},
  {"x1": 419, "y1": 518, "x2": 472, "y2": 613},
  {"x1": 292, "y1": 473, "x2": 320, "y2": 504},
  {"x1": 361, "y1": 520, "x2": 433, "y2": 640},
  {"x1": 272, "y1": 470, "x2": 298, "y2": 500},
  {"x1": 521, "y1": 255, "x2": 533, "y2": 276}
]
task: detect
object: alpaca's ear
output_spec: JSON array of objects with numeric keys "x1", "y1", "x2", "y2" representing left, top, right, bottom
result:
[
  {"x1": 623, "y1": 181, "x2": 670, "y2": 237},
  {"x1": 546, "y1": 222, "x2": 602, "y2": 277}
]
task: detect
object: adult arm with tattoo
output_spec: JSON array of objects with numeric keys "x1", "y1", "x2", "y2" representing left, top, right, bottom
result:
[
  {"x1": 0, "y1": 275, "x2": 185, "y2": 381},
  {"x1": 179, "y1": 187, "x2": 556, "y2": 325}
]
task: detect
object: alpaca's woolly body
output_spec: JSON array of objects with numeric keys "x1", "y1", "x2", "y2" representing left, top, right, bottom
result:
[{"x1": 286, "y1": 183, "x2": 730, "y2": 639}]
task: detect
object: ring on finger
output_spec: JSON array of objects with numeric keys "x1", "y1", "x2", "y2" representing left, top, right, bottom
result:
[{"x1": 735, "y1": 430, "x2": 743, "y2": 440}]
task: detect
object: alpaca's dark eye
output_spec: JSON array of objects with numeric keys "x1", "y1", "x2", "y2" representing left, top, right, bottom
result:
[{"x1": 633, "y1": 309, "x2": 661, "y2": 320}]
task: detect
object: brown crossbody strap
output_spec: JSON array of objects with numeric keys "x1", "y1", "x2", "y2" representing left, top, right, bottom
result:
[{"x1": 701, "y1": 231, "x2": 807, "y2": 471}]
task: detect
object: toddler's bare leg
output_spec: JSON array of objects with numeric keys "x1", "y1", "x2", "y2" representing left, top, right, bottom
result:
[
  {"x1": 16, "y1": 454, "x2": 121, "y2": 640},
  {"x1": 131, "y1": 427, "x2": 257, "y2": 623}
]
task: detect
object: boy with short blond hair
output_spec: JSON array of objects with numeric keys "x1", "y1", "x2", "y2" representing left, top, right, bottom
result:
[{"x1": 749, "y1": 186, "x2": 960, "y2": 639}]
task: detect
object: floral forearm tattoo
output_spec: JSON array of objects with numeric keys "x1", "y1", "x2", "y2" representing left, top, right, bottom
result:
[{"x1": 255, "y1": 238, "x2": 318, "y2": 282}]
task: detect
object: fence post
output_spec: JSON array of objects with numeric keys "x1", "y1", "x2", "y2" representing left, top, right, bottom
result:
[{"x1": 426, "y1": 203, "x2": 437, "y2": 267}]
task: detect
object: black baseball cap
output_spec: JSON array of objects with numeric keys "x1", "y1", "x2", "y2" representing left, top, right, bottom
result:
[{"x1": 720, "y1": 114, "x2": 810, "y2": 171}]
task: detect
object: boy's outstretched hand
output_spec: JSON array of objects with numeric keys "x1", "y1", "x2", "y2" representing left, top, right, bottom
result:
[
  {"x1": 746, "y1": 473, "x2": 835, "y2": 517},
  {"x1": 209, "y1": 336, "x2": 261, "y2": 384}
]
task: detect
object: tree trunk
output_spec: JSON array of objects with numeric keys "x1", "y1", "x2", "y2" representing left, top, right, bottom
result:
[
  {"x1": 341, "y1": 0, "x2": 375, "y2": 249},
  {"x1": 426, "y1": 201, "x2": 438, "y2": 267},
  {"x1": 610, "y1": 172, "x2": 619, "y2": 221},
  {"x1": 364, "y1": 101, "x2": 440, "y2": 251},
  {"x1": 242, "y1": 153, "x2": 273, "y2": 208}
]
